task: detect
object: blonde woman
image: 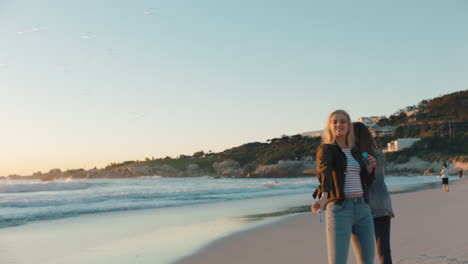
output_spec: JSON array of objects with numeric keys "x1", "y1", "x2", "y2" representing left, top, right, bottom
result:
[{"x1": 312, "y1": 110, "x2": 377, "y2": 264}]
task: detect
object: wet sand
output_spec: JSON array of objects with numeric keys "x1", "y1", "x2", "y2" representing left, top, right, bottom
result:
[{"x1": 175, "y1": 179, "x2": 468, "y2": 264}]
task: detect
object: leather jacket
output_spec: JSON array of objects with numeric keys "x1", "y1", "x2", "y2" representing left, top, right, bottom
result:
[{"x1": 313, "y1": 143, "x2": 375, "y2": 206}]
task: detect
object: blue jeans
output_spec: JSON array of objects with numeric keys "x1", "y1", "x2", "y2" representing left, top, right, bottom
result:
[{"x1": 326, "y1": 197, "x2": 375, "y2": 264}]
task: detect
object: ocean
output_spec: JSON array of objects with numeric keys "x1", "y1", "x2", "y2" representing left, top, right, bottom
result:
[
  {"x1": 0, "y1": 175, "x2": 456, "y2": 264},
  {"x1": 0, "y1": 175, "x2": 451, "y2": 229}
]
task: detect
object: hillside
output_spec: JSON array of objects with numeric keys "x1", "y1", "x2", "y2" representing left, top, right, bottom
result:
[{"x1": 378, "y1": 90, "x2": 468, "y2": 126}]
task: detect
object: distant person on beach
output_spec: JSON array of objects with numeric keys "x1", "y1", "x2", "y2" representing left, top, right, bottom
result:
[
  {"x1": 311, "y1": 110, "x2": 377, "y2": 264},
  {"x1": 458, "y1": 169, "x2": 463, "y2": 179},
  {"x1": 441, "y1": 164, "x2": 449, "y2": 192},
  {"x1": 354, "y1": 122, "x2": 394, "y2": 264}
]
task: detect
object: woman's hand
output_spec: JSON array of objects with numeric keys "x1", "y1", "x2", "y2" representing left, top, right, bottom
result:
[
  {"x1": 366, "y1": 154, "x2": 377, "y2": 174},
  {"x1": 311, "y1": 192, "x2": 328, "y2": 214}
]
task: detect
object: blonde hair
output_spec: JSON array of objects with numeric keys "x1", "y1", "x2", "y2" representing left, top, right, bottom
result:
[{"x1": 322, "y1": 110, "x2": 355, "y2": 148}]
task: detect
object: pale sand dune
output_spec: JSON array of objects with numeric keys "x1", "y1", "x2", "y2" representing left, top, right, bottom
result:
[{"x1": 175, "y1": 179, "x2": 468, "y2": 264}]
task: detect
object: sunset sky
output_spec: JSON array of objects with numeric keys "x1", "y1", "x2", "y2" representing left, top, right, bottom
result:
[{"x1": 1, "y1": 0, "x2": 466, "y2": 175}]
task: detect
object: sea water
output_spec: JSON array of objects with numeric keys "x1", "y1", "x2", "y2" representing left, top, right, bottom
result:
[
  {"x1": 0, "y1": 175, "x2": 457, "y2": 264},
  {"x1": 0, "y1": 176, "x2": 316, "y2": 228}
]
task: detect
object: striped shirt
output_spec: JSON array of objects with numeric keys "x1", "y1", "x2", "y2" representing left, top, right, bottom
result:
[{"x1": 342, "y1": 149, "x2": 364, "y2": 195}]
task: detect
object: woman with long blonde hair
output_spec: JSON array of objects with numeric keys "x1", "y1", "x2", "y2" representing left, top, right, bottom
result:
[{"x1": 312, "y1": 110, "x2": 377, "y2": 264}]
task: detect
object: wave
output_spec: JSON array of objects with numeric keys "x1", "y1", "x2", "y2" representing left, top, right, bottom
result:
[
  {"x1": 0, "y1": 181, "x2": 90, "y2": 193},
  {"x1": 262, "y1": 181, "x2": 279, "y2": 188}
]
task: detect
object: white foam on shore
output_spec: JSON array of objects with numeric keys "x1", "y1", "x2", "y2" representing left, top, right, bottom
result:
[{"x1": 0, "y1": 181, "x2": 90, "y2": 193}]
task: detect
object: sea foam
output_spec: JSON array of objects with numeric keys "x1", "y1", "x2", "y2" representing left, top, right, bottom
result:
[{"x1": 0, "y1": 181, "x2": 90, "y2": 193}]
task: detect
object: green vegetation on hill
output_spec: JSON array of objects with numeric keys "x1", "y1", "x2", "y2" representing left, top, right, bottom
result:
[
  {"x1": 375, "y1": 90, "x2": 468, "y2": 163},
  {"x1": 393, "y1": 120, "x2": 467, "y2": 139},
  {"x1": 416, "y1": 90, "x2": 468, "y2": 121},
  {"x1": 103, "y1": 135, "x2": 322, "y2": 172},
  {"x1": 218, "y1": 142, "x2": 268, "y2": 166},
  {"x1": 378, "y1": 90, "x2": 468, "y2": 126},
  {"x1": 105, "y1": 156, "x2": 221, "y2": 173},
  {"x1": 220, "y1": 135, "x2": 322, "y2": 166}
]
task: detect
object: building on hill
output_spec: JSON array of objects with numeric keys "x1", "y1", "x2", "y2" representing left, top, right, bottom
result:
[
  {"x1": 404, "y1": 105, "x2": 417, "y2": 112},
  {"x1": 302, "y1": 130, "x2": 322, "y2": 138},
  {"x1": 404, "y1": 105, "x2": 420, "y2": 116},
  {"x1": 391, "y1": 105, "x2": 421, "y2": 118},
  {"x1": 385, "y1": 138, "x2": 421, "y2": 152},
  {"x1": 375, "y1": 125, "x2": 398, "y2": 137},
  {"x1": 417, "y1": 101, "x2": 428, "y2": 108},
  {"x1": 357, "y1": 116, "x2": 386, "y2": 124},
  {"x1": 364, "y1": 124, "x2": 397, "y2": 137},
  {"x1": 394, "y1": 109, "x2": 405, "y2": 116}
]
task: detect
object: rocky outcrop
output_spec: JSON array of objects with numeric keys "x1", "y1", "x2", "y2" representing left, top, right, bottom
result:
[
  {"x1": 85, "y1": 168, "x2": 101, "y2": 178},
  {"x1": 252, "y1": 160, "x2": 312, "y2": 178},
  {"x1": 386, "y1": 157, "x2": 466, "y2": 176},
  {"x1": 35, "y1": 164, "x2": 201, "y2": 180},
  {"x1": 423, "y1": 168, "x2": 435, "y2": 176},
  {"x1": 97, "y1": 167, "x2": 137, "y2": 178},
  {"x1": 185, "y1": 164, "x2": 204, "y2": 177},
  {"x1": 63, "y1": 169, "x2": 87, "y2": 178},
  {"x1": 128, "y1": 166, "x2": 153, "y2": 176},
  {"x1": 41, "y1": 169, "x2": 64, "y2": 181},
  {"x1": 149, "y1": 165, "x2": 184, "y2": 177},
  {"x1": 213, "y1": 160, "x2": 241, "y2": 177},
  {"x1": 30, "y1": 159, "x2": 319, "y2": 180},
  {"x1": 240, "y1": 164, "x2": 255, "y2": 177}
]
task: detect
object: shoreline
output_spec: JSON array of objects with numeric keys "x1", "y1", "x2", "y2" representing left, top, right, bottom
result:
[
  {"x1": 1, "y1": 177, "x2": 465, "y2": 264},
  {"x1": 240, "y1": 178, "x2": 454, "y2": 222},
  {"x1": 174, "y1": 179, "x2": 468, "y2": 264}
]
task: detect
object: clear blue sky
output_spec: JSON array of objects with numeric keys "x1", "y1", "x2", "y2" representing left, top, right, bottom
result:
[{"x1": 1, "y1": 0, "x2": 466, "y2": 175}]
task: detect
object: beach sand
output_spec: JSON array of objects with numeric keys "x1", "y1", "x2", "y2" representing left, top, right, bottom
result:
[{"x1": 175, "y1": 179, "x2": 468, "y2": 264}]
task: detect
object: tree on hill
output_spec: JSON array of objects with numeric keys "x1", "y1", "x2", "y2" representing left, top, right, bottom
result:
[
  {"x1": 193, "y1": 151, "x2": 205, "y2": 158},
  {"x1": 415, "y1": 90, "x2": 467, "y2": 121}
]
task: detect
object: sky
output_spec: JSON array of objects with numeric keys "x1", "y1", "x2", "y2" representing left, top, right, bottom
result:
[{"x1": 0, "y1": 0, "x2": 467, "y2": 176}]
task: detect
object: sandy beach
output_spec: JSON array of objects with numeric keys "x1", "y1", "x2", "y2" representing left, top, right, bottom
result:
[{"x1": 175, "y1": 179, "x2": 468, "y2": 264}]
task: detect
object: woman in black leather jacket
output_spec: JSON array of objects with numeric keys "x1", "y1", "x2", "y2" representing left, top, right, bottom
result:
[{"x1": 311, "y1": 110, "x2": 377, "y2": 264}]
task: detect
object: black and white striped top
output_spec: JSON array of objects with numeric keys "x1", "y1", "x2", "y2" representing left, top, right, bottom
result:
[{"x1": 342, "y1": 149, "x2": 363, "y2": 195}]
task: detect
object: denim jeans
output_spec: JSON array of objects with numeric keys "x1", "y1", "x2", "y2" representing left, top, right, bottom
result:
[
  {"x1": 326, "y1": 197, "x2": 375, "y2": 264},
  {"x1": 374, "y1": 216, "x2": 392, "y2": 264}
]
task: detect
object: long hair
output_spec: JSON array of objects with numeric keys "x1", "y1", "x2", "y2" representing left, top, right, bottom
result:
[
  {"x1": 322, "y1": 110, "x2": 355, "y2": 148},
  {"x1": 353, "y1": 121, "x2": 379, "y2": 160}
]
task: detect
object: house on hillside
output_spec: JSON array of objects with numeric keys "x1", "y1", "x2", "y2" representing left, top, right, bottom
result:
[
  {"x1": 363, "y1": 124, "x2": 397, "y2": 137},
  {"x1": 394, "y1": 109, "x2": 405, "y2": 116},
  {"x1": 357, "y1": 116, "x2": 386, "y2": 124},
  {"x1": 404, "y1": 105, "x2": 420, "y2": 116},
  {"x1": 302, "y1": 130, "x2": 322, "y2": 138},
  {"x1": 385, "y1": 138, "x2": 421, "y2": 152}
]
